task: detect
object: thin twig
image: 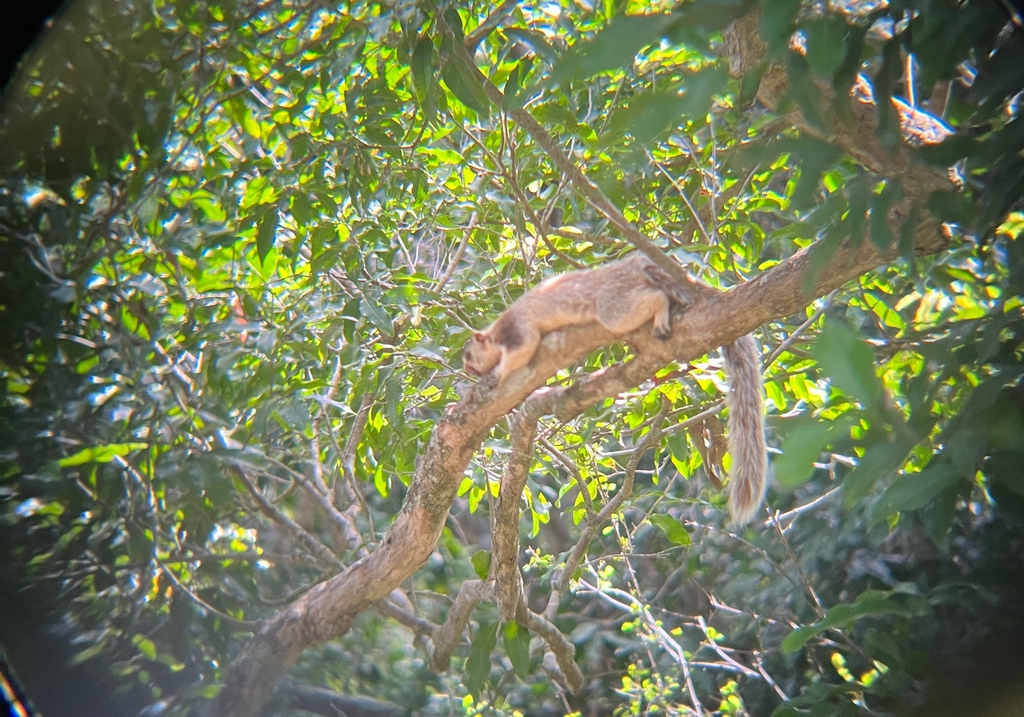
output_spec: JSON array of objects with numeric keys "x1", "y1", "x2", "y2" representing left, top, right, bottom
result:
[
  {"x1": 159, "y1": 561, "x2": 258, "y2": 629},
  {"x1": 439, "y1": 15, "x2": 695, "y2": 289}
]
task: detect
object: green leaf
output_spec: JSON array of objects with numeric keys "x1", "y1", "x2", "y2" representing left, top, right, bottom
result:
[
  {"x1": 606, "y1": 91, "x2": 687, "y2": 146},
  {"x1": 649, "y1": 514, "x2": 692, "y2": 546},
  {"x1": 502, "y1": 58, "x2": 532, "y2": 110},
  {"x1": 841, "y1": 432, "x2": 918, "y2": 508},
  {"x1": 897, "y1": 203, "x2": 920, "y2": 263},
  {"x1": 919, "y1": 482, "x2": 959, "y2": 551},
  {"x1": 782, "y1": 589, "x2": 931, "y2": 653},
  {"x1": 759, "y1": 0, "x2": 799, "y2": 54},
  {"x1": 373, "y1": 464, "x2": 389, "y2": 498},
  {"x1": 466, "y1": 622, "x2": 498, "y2": 699},
  {"x1": 789, "y1": 136, "x2": 843, "y2": 208},
  {"x1": 134, "y1": 636, "x2": 158, "y2": 660},
  {"x1": 503, "y1": 28, "x2": 558, "y2": 66},
  {"x1": 440, "y1": 40, "x2": 490, "y2": 117},
  {"x1": 58, "y1": 442, "x2": 148, "y2": 467},
  {"x1": 872, "y1": 461, "x2": 962, "y2": 518},
  {"x1": 787, "y1": 53, "x2": 829, "y2": 134},
  {"x1": 811, "y1": 320, "x2": 884, "y2": 410},
  {"x1": 678, "y1": 66, "x2": 730, "y2": 119},
  {"x1": 551, "y1": 14, "x2": 676, "y2": 83},
  {"x1": 290, "y1": 192, "x2": 314, "y2": 227},
  {"x1": 926, "y1": 189, "x2": 978, "y2": 227},
  {"x1": 918, "y1": 133, "x2": 976, "y2": 166},
  {"x1": 774, "y1": 417, "x2": 850, "y2": 490},
  {"x1": 443, "y1": 7, "x2": 465, "y2": 41},
  {"x1": 503, "y1": 621, "x2": 531, "y2": 679},
  {"x1": 411, "y1": 35, "x2": 438, "y2": 122},
  {"x1": 803, "y1": 18, "x2": 849, "y2": 77},
  {"x1": 869, "y1": 183, "x2": 901, "y2": 251},
  {"x1": 873, "y1": 40, "x2": 902, "y2": 149},
  {"x1": 360, "y1": 295, "x2": 394, "y2": 335},
  {"x1": 471, "y1": 549, "x2": 491, "y2": 580},
  {"x1": 256, "y1": 209, "x2": 279, "y2": 263}
]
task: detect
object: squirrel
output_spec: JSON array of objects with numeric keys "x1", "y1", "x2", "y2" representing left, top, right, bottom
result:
[{"x1": 463, "y1": 253, "x2": 767, "y2": 524}]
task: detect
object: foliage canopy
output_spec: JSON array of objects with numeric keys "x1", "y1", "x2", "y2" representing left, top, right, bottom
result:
[{"x1": 2, "y1": 1, "x2": 1024, "y2": 716}]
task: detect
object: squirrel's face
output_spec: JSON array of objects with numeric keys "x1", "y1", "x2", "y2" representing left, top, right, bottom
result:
[{"x1": 463, "y1": 333, "x2": 501, "y2": 376}]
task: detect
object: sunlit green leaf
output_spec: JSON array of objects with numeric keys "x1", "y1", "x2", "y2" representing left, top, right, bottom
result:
[
  {"x1": 503, "y1": 621, "x2": 531, "y2": 679},
  {"x1": 471, "y1": 549, "x2": 491, "y2": 579},
  {"x1": 649, "y1": 514, "x2": 691, "y2": 546},
  {"x1": 774, "y1": 417, "x2": 850, "y2": 490},
  {"x1": 58, "y1": 442, "x2": 148, "y2": 467}
]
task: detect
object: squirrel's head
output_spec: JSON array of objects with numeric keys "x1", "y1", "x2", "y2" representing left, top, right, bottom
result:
[{"x1": 463, "y1": 331, "x2": 501, "y2": 376}]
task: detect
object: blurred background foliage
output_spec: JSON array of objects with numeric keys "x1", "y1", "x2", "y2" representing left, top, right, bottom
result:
[{"x1": 1, "y1": 0, "x2": 1023, "y2": 715}]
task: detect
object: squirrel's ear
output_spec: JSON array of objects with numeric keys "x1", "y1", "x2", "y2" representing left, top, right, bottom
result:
[{"x1": 473, "y1": 331, "x2": 487, "y2": 341}]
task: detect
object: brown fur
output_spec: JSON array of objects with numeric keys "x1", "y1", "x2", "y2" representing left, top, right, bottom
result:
[
  {"x1": 463, "y1": 252, "x2": 767, "y2": 524},
  {"x1": 463, "y1": 254, "x2": 673, "y2": 382}
]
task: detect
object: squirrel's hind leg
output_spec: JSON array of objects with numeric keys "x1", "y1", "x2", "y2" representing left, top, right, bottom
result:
[{"x1": 651, "y1": 291, "x2": 671, "y2": 340}]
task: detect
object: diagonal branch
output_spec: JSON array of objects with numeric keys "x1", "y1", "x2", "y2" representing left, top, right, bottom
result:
[
  {"x1": 212, "y1": 12, "x2": 957, "y2": 715},
  {"x1": 437, "y1": 13, "x2": 695, "y2": 288}
]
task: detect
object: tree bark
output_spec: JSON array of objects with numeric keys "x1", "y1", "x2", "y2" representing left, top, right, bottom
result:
[{"x1": 212, "y1": 7, "x2": 958, "y2": 715}]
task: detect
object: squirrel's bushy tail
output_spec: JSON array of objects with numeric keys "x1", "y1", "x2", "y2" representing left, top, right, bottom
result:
[{"x1": 722, "y1": 334, "x2": 767, "y2": 525}]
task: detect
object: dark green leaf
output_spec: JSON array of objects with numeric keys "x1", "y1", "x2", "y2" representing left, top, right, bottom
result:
[
  {"x1": 841, "y1": 432, "x2": 918, "y2": 508},
  {"x1": 551, "y1": 14, "x2": 676, "y2": 84},
  {"x1": 440, "y1": 52, "x2": 490, "y2": 117},
  {"x1": 869, "y1": 182, "x2": 902, "y2": 251},
  {"x1": 897, "y1": 203, "x2": 920, "y2": 264},
  {"x1": 926, "y1": 190, "x2": 978, "y2": 227},
  {"x1": 502, "y1": 59, "x2": 532, "y2": 110},
  {"x1": 873, "y1": 461, "x2": 962, "y2": 518},
  {"x1": 787, "y1": 52, "x2": 829, "y2": 133},
  {"x1": 291, "y1": 192, "x2": 314, "y2": 227},
  {"x1": 466, "y1": 622, "x2": 498, "y2": 698},
  {"x1": 256, "y1": 209, "x2": 279, "y2": 263},
  {"x1": 411, "y1": 35, "x2": 438, "y2": 121},
  {"x1": 919, "y1": 482, "x2": 960, "y2": 550},
  {"x1": 789, "y1": 136, "x2": 843, "y2": 207},
  {"x1": 503, "y1": 28, "x2": 559, "y2": 66},
  {"x1": 873, "y1": 40, "x2": 902, "y2": 150},
  {"x1": 917, "y1": 133, "x2": 976, "y2": 166},
  {"x1": 782, "y1": 589, "x2": 931, "y2": 653},
  {"x1": 803, "y1": 18, "x2": 849, "y2": 78},
  {"x1": 759, "y1": 0, "x2": 799, "y2": 55},
  {"x1": 844, "y1": 174, "x2": 870, "y2": 248},
  {"x1": 812, "y1": 320, "x2": 884, "y2": 410},
  {"x1": 360, "y1": 295, "x2": 394, "y2": 335},
  {"x1": 443, "y1": 7, "x2": 465, "y2": 41}
]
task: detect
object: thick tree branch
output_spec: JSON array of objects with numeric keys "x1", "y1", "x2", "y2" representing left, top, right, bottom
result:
[
  {"x1": 428, "y1": 579, "x2": 494, "y2": 671},
  {"x1": 524, "y1": 608, "x2": 585, "y2": 693},
  {"x1": 544, "y1": 399, "x2": 669, "y2": 620},
  {"x1": 213, "y1": 10, "x2": 958, "y2": 714},
  {"x1": 724, "y1": 10, "x2": 953, "y2": 200},
  {"x1": 278, "y1": 680, "x2": 404, "y2": 717},
  {"x1": 491, "y1": 395, "x2": 547, "y2": 622}
]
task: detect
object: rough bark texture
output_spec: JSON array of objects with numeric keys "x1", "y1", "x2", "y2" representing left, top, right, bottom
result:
[
  {"x1": 212, "y1": 8, "x2": 958, "y2": 715},
  {"x1": 213, "y1": 229, "x2": 947, "y2": 717}
]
